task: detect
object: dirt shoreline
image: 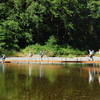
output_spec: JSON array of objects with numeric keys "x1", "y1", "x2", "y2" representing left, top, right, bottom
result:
[{"x1": 0, "y1": 56, "x2": 100, "y2": 64}]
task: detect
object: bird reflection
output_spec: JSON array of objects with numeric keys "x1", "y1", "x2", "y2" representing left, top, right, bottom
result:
[
  {"x1": 88, "y1": 67, "x2": 100, "y2": 85},
  {"x1": 2, "y1": 63, "x2": 5, "y2": 73},
  {"x1": 0, "y1": 63, "x2": 5, "y2": 74},
  {"x1": 98, "y1": 76, "x2": 100, "y2": 84},
  {"x1": 28, "y1": 64, "x2": 44, "y2": 78},
  {"x1": 29, "y1": 64, "x2": 32, "y2": 77},
  {"x1": 40, "y1": 64, "x2": 44, "y2": 78},
  {"x1": 89, "y1": 69, "x2": 95, "y2": 83}
]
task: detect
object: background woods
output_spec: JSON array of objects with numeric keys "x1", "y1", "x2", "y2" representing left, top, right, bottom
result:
[{"x1": 0, "y1": 0, "x2": 100, "y2": 55}]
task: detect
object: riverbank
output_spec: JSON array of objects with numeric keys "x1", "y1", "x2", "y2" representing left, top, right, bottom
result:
[
  {"x1": 0, "y1": 56, "x2": 100, "y2": 64},
  {"x1": 1, "y1": 44, "x2": 87, "y2": 58}
]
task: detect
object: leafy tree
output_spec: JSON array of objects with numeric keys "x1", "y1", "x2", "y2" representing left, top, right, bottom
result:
[{"x1": 0, "y1": 0, "x2": 99, "y2": 51}]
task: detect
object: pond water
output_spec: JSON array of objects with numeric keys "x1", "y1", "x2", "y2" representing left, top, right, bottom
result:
[{"x1": 0, "y1": 63, "x2": 100, "y2": 100}]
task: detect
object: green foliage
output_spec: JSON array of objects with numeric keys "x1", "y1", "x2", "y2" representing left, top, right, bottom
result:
[
  {"x1": 22, "y1": 44, "x2": 43, "y2": 55},
  {"x1": 0, "y1": 20, "x2": 20, "y2": 49},
  {"x1": 57, "y1": 45, "x2": 86, "y2": 57},
  {"x1": 0, "y1": 0, "x2": 99, "y2": 52},
  {"x1": 45, "y1": 35, "x2": 57, "y2": 46},
  {"x1": 87, "y1": 0, "x2": 100, "y2": 18},
  {"x1": 21, "y1": 44, "x2": 87, "y2": 57}
]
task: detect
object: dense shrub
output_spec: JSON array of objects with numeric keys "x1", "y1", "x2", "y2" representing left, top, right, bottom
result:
[{"x1": 20, "y1": 44, "x2": 87, "y2": 57}]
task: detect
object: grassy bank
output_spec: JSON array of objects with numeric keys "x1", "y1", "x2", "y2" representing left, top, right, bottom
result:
[
  {"x1": 22, "y1": 44, "x2": 87, "y2": 57},
  {"x1": 1, "y1": 44, "x2": 87, "y2": 57}
]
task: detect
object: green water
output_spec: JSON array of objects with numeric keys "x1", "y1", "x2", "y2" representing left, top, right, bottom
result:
[{"x1": 0, "y1": 63, "x2": 100, "y2": 100}]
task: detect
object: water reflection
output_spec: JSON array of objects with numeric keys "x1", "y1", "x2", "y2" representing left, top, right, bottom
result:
[
  {"x1": 82, "y1": 64, "x2": 100, "y2": 85},
  {"x1": 89, "y1": 69, "x2": 95, "y2": 83},
  {"x1": 0, "y1": 63, "x2": 100, "y2": 100},
  {"x1": 39, "y1": 64, "x2": 44, "y2": 78},
  {"x1": 28, "y1": 64, "x2": 44, "y2": 78},
  {"x1": 28, "y1": 64, "x2": 32, "y2": 77},
  {"x1": 0, "y1": 63, "x2": 5, "y2": 73}
]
